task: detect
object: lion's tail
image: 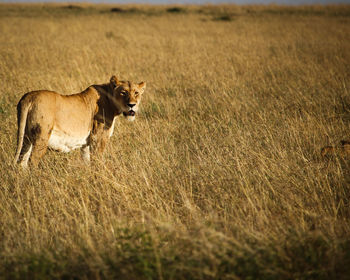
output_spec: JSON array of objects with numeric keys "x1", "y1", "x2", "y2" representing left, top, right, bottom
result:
[{"x1": 13, "y1": 97, "x2": 31, "y2": 164}]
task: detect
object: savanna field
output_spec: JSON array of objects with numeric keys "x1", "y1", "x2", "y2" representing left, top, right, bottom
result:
[{"x1": 0, "y1": 3, "x2": 350, "y2": 279}]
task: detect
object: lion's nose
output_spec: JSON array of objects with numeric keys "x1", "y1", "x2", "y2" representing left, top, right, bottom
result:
[{"x1": 128, "y1": 104, "x2": 136, "y2": 108}]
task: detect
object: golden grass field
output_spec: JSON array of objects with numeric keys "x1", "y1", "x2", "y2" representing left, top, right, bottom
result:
[{"x1": 0, "y1": 3, "x2": 350, "y2": 279}]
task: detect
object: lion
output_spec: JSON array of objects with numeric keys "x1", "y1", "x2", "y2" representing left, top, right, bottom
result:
[
  {"x1": 321, "y1": 140, "x2": 350, "y2": 158},
  {"x1": 13, "y1": 76, "x2": 146, "y2": 168}
]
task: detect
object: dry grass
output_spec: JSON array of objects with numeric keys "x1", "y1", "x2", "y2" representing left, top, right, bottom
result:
[{"x1": 0, "y1": 3, "x2": 350, "y2": 279}]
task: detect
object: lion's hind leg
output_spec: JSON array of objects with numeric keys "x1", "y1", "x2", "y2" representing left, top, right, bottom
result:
[{"x1": 28, "y1": 124, "x2": 51, "y2": 168}]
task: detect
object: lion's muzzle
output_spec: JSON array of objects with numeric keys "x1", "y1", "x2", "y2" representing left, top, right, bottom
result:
[{"x1": 123, "y1": 110, "x2": 135, "y2": 117}]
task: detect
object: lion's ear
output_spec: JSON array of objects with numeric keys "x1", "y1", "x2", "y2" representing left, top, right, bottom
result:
[
  {"x1": 110, "y1": 76, "x2": 120, "y2": 88},
  {"x1": 138, "y1": 82, "x2": 146, "y2": 93}
]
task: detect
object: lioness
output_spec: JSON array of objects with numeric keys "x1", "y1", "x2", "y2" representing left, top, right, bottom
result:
[
  {"x1": 321, "y1": 140, "x2": 350, "y2": 158},
  {"x1": 14, "y1": 76, "x2": 146, "y2": 168}
]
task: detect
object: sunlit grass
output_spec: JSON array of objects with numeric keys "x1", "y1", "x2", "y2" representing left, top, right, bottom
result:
[{"x1": 0, "y1": 3, "x2": 350, "y2": 279}]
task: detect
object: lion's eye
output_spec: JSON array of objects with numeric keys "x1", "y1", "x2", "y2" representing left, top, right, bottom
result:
[
  {"x1": 135, "y1": 92, "x2": 139, "y2": 96},
  {"x1": 120, "y1": 91, "x2": 127, "y2": 96}
]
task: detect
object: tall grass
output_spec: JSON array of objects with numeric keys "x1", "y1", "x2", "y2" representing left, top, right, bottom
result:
[{"x1": 0, "y1": 4, "x2": 350, "y2": 279}]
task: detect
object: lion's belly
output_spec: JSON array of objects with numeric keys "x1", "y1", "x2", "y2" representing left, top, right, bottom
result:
[{"x1": 48, "y1": 130, "x2": 90, "y2": 153}]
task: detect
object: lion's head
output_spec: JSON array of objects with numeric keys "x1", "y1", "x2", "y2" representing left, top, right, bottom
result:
[{"x1": 110, "y1": 75, "x2": 146, "y2": 121}]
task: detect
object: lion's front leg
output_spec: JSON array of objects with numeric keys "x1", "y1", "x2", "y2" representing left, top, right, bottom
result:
[
  {"x1": 80, "y1": 145, "x2": 90, "y2": 163},
  {"x1": 90, "y1": 122, "x2": 109, "y2": 161}
]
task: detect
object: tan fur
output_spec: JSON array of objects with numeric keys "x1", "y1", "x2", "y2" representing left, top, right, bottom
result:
[
  {"x1": 14, "y1": 76, "x2": 146, "y2": 168},
  {"x1": 321, "y1": 140, "x2": 350, "y2": 158}
]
